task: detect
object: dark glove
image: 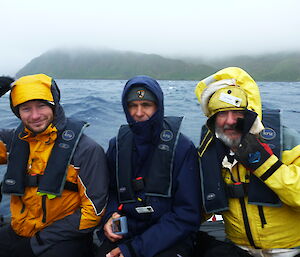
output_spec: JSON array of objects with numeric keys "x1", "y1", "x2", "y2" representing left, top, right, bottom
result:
[
  {"x1": 0, "y1": 76, "x2": 14, "y2": 97},
  {"x1": 234, "y1": 133, "x2": 273, "y2": 171},
  {"x1": 11, "y1": 237, "x2": 36, "y2": 257}
]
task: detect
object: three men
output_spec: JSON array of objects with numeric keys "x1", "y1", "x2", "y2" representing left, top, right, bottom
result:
[
  {"x1": 195, "y1": 67, "x2": 300, "y2": 256},
  {"x1": 0, "y1": 74, "x2": 109, "y2": 257},
  {"x1": 2, "y1": 67, "x2": 298, "y2": 257},
  {"x1": 97, "y1": 75, "x2": 201, "y2": 257}
]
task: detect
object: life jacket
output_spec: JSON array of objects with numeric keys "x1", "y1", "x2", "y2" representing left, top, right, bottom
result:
[
  {"x1": 116, "y1": 116, "x2": 183, "y2": 203},
  {"x1": 198, "y1": 109, "x2": 282, "y2": 213},
  {"x1": 2, "y1": 118, "x2": 87, "y2": 196}
]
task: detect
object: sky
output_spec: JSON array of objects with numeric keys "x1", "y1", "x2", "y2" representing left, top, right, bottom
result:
[{"x1": 1, "y1": 0, "x2": 300, "y2": 76}]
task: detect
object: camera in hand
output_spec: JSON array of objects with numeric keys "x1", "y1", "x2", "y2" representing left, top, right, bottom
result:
[{"x1": 112, "y1": 216, "x2": 128, "y2": 235}]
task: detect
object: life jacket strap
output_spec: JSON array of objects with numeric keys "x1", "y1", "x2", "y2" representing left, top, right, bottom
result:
[
  {"x1": 132, "y1": 177, "x2": 145, "y2": 192},
  {"x1": 25, "y1": 174, "x2": 78, "y2": 192},
  {"x1": 226, "y1": 182, "x2": 249, "y2": 198}
]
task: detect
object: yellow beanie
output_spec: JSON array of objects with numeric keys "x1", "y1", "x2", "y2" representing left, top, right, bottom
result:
[{"x1": 11, "y1": 74, "x2": 54, "y2": 107}]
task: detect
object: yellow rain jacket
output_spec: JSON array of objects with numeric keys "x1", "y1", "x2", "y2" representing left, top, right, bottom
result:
[
  {"x1": 195, "y1": 67, "x2": 300, "y2": 249},
  {"x1": 0, "y1": 74, "x2": 109, "y2": 255}
]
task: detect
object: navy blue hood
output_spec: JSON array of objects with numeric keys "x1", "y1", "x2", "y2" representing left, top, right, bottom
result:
[
  {"x1": 122, "y1": 76, "x2": 164, "y2": 172},
  {"x1": 122, "y1": 75, "x2": 164, "y2": 139},
  {"x1": 122, "y1": 75, "x2": 164, "y2": 124}
]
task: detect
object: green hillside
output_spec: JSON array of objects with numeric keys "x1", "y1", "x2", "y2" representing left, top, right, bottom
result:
[
  {"x1": 16, "y1": 49, "x2": 215, "y2": 80},
  {"x1": 208, "y1": 52, "x2": 300, "y2": 81},
  {"x1": 16, "y1": 49, "x2": 300, "y2": 81}
]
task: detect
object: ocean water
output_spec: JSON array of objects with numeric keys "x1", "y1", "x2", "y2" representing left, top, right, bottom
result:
[{"x1": 1, "y1": 79, "x2": 300, "y2": 217}]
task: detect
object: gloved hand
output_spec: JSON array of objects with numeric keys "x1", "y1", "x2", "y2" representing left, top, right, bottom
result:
[
  {"x1": 234, "y1": 133, "x2": 273, "y2": 171},
  {"x1": 0, "y1": 76, "x2": 14, "y2": 97},
  {"x1": 11, "y1": 237, "x2": 36, "y2": 257}
]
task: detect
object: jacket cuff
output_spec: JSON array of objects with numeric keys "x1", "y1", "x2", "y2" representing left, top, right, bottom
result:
[
  {"x1": 253, "y1": 154, "x2": 283, "y2": 181},
  {"x1": 119, "y1": 241, "x2": 137, "y2": 257}
]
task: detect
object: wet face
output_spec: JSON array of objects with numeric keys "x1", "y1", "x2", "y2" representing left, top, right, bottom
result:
[
  {"x1": 19, "y1": 100, "x2": 54, "y2": 134},
  {"x1": 127, "y1": 100, "x2": 157, "y2": 122},
  {"x1": 215, "y1": 110, "x2": 245, "y2": 149}
]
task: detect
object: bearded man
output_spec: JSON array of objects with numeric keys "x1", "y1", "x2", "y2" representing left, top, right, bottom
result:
[{"x1": 195, "y1": 67, "x2": 300, "y2": 257}]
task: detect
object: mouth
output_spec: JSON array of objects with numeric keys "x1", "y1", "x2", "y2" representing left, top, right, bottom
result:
[
  {"x1": 30, "y1": 120, "x2": 45, "y2": 127},
  {"x1": 223, "y1": 127, "x2": 242, "y2": 137},
  {"x1": 223, "y1": 123, "x2": 241, "y2": 134},
  {"x1": 224, "y1": 127, "x2": 236, "y2": 133}
]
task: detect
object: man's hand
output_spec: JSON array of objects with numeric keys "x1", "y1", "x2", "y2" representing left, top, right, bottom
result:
[
  {"x1": 104, "y1": 212, "x2": 123, "y2": 242},
  {"x1": 106, "y1": 247, "x2": 124, "y2": 257},
  {"x1": 0, "y1": 76, "x2": 14, "y2": 97},
  {"x1": 234, "y1": 133, "x2": 273, "y2": 171}
]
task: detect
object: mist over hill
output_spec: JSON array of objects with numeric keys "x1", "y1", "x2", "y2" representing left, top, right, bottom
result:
[{"x1": 16, "y1": 49, "x2": 300, "y2": 81}]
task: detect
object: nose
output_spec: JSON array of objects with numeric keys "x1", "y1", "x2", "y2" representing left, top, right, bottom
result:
[
  {"x1": 135, "y1": 105, "x2": 144, "y2": 117},
  {"x1": 225, "y1": 111, "x2": 237, "y2": 125},
  {"x1": 30, "y1": 107, "x2": 41, "y2": 120}
]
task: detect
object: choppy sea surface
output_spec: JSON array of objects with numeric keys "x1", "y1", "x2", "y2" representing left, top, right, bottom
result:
[{"x1": 1, "y1": 79, "x2": 300, "y2": 217}]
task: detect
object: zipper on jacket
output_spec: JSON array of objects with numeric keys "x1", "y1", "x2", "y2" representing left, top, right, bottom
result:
[
  {"x1": 258, "y1": 206, "x2": 267, "y2": 228},
  {"x1": 19, "y1": 196, "x2": 25, "y2": 213},
  {"x1": 41, "y1": 195, "x2": 47, "y2": 223}
]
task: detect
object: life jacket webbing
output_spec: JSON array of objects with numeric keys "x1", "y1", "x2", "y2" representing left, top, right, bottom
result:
[
  {"x1": 116, "y1": 116, "x2": 183, "y2": 203},
  {"x1": 2, "y1": 118, "x2": 87, "y2": 196},
  {"x1": 25, "y1": 174, "x2": 78, "y2": 192}
]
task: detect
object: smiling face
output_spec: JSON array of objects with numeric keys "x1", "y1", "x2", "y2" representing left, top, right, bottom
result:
[
  {"x1": 215, "y1": 110, "x2": 245, "y2": 150},
  {"x1": 127, "y1": 100, "x2": 157, "y2": 122},
  {"x1": 19, "y1": 100, "x2": 54, "y2": 134}
]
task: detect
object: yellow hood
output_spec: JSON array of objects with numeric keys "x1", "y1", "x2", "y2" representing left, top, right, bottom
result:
[
  {"x1": 10, "y1": 74, "x2": 54, "y2": 108},
  {"x1": 9, "y1": 74, "x2": 66, "y2": 131},
  {"x1": 195, "y1": 67, "x2": 262, "y2": 120}
]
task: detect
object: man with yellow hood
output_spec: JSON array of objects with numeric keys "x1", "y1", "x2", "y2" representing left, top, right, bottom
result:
[
  {"x1": 195, "y1": 67, "x2": 300, "y2": 257},
  {"x1": 0, "y1": 74, "x2": 109, "y2": 257}
]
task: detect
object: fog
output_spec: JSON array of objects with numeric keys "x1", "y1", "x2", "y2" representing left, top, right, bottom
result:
[{"x1": 1, "y1": 0, "x2": 300, "y2": 76}]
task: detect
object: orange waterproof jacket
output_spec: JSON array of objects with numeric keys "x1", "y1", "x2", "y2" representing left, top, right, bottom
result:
[{"x1": 0, "y1": 74, "x2": 109, "y2": 255}]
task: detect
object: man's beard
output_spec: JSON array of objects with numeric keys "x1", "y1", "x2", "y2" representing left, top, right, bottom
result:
[{"x1": 215, "y1": 125, "x2": 242, "y2": 149}]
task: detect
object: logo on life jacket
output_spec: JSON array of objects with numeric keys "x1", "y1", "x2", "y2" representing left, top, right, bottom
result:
[
  {"x1": 62, "y1": 130, "x2": 75, "y2": 141},
  {"x1": 207, "y1": 193, "x2": 216, "y2": 201},
  {"x1": 160, "y1": 130, "x2": 173, "y2": 142},
  {"x1": 119, "y1": 187, "x2": 127, "y2": 193},
  {"x1": 158, "y1": 144, "x2": 170, "y2": 151},
  {"x1": 59, "y1": 143, "x2": 70, "y2": 149},
  {"x1": 136, "y1": 90, "x2": 145, "y2": 99},
  {"x1": 5, "y1": 179, "x2": 16, "y2": 186},
  {"x1": 268, "y1": 143, "x2": 276, "y2": 150},
  {"x1": 260, "y1": 128, "x2": 276, "y2": 140}
]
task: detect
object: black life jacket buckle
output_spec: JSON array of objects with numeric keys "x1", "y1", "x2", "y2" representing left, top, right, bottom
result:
[
  {"x1": 226, "y1": 182, "x2": 248, "y2": 198},
  {"x1": 25, "y1": 174, "x2": 40, "y2": 187},
  {"x1": 132, "y1": 177, "x2": 145, "y2": 192}
]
